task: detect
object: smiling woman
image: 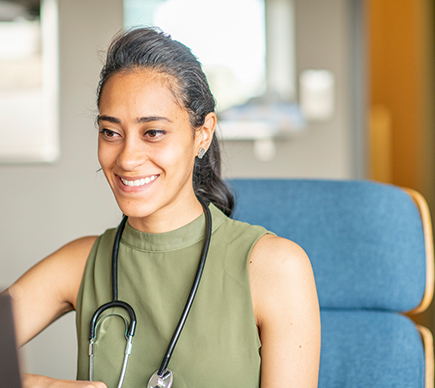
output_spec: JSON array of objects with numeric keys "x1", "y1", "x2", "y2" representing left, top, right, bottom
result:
[
  {"x1": 5, "y1": 27, "x2": 320, "y2": 388},
  {"x1": 96, "y1": 69, "x2": 216, "y2": 232}
]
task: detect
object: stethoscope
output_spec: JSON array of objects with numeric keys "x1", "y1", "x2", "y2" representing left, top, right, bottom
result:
[{"x1": 88, "y1": 201, "x2": 212, "y2": 388}]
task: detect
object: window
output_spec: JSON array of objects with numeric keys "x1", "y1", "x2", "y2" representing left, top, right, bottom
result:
[
  {"x1": 123, "y1": 0, "x2": 266, "y2": 112},
  {"x1": 0, "y1": 0, "x2": 59, "y2": 163}
]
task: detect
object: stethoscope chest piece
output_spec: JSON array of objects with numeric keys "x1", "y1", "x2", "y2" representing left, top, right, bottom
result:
[{"x1": 147, "y1": 369, "x2": 173, "y2": 388}]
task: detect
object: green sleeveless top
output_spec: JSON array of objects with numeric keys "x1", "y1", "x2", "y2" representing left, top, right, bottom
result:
[{"x1": 76, "y1": 204, "x2": 269, "y2": 388}]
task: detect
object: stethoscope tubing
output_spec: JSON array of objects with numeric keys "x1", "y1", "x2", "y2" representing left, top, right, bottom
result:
[
  {"x1": 111, "y1": 215, "x2": 128, "y2": 302},
  {"x1": 88, "y1": 200, "x2": 212, "y2": 385},
  {"x1": 89, "y1": 215, "x2": 136, "y2": 341},
  {"x1": 157, "y1": 201, "x2": 212, "y2": 375},
  {"x1": 89, "y1": 300, "x2": 136, "y2": 339}
]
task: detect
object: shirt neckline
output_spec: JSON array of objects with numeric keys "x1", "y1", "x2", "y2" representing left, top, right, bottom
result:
[{"x1": 120, "y1": 203, "x2": 225, "y2": 252}]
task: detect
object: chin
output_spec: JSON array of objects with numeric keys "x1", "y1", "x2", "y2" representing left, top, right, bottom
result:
[
  {"x1": 118, "y1": 203, "x2": 153, "y2": 219},
  {"x1": 115, "y1": 197, "x2": 166, "y2": 219}
]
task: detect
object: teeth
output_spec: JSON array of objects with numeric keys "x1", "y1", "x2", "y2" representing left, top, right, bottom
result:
[{"x1": 121, "y1": 175, "x2": 157, "y2": 187}]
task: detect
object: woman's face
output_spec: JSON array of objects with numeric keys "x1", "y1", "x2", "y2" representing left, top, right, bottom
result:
[{"x1": 97, "y1": 69, "x2": 213, "y2": 231}]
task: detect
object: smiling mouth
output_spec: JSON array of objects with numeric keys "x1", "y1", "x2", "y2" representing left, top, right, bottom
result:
[{"x1": 120, "y1": 175, "x2": 158, "y2": 187}]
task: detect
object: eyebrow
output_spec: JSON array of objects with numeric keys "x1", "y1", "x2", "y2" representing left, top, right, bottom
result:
[
  {"x1": 98, "y1": 115, "x2": 172, "y2": 124},
  {"x1": 98, "y1": 115, "x2": 120, "y2": 124},
  {"x1": 137, "y1": 116, "x2": 172, "y2": 124}
]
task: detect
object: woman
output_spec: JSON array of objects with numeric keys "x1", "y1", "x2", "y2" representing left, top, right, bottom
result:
[{"x1": 7, "y1": 28, "x2": 320, "y2": 387}]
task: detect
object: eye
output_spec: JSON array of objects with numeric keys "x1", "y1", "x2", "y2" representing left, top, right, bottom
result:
[
  {"x1": 144, "y1": 129, "x2": 165, "y2": 140},
  {"x1": 100, "y1": 128, "x2": 120, "y2": 139}
]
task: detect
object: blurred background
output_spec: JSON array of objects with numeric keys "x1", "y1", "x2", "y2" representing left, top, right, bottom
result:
[{"x1": 0, "y1": 0, "x2": 434, "y2": 380}]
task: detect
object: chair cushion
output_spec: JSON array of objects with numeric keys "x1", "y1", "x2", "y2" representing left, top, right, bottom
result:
[
  {"x1": 319, "y1": 310, "x2": 425, "y2": 388},
  {"x1": 229, "y1": 179, "x2": 426, "y2": 311}
]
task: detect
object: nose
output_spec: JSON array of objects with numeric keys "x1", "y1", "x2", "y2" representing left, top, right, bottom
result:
[{"x1": 117, "y1": 136, "x2": 147, "y2": 171}]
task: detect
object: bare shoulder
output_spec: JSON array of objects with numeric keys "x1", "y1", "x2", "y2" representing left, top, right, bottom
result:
[
  {"x1": 53, "y1": 235, "x2": 99, "y2": 264},
  {"x1": 249, "y1": 234, "x2": 320, "y2": 387},
  {"x1": 250, "y1": 234, "x2": 317, "y2": 319},
  {"x1": 17, "y1": 235, "x2": 99, "y2": 304},
  {"x1": 251, "y1": 235, "x2": 313, "y2": 288},
  {"x1": 8, "y1": 236, "x2": 98, "y2": 345},
  {"x1": 251, "y1": 234, "x2": 309, "y2": 267}
]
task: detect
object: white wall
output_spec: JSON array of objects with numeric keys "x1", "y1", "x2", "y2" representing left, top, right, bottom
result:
[
  {"x1": 0, "y1": 0, "x2": 356, "y2": 380},
  {"x1": 222, "y1": 0, "x2": 354, "y2": 180}
]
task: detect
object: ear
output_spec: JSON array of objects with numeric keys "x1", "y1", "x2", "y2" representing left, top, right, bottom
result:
[{"x1": 196, "y1": 112, "x2": 216, "y2": 154}]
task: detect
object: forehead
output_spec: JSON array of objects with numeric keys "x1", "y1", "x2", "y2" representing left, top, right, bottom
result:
[{"x1": 99, "y1": 69, "x2": 184, "y2": 117}]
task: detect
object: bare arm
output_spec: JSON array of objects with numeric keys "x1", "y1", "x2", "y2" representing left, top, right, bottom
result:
[
  {"x1": 7, "y1": 236, "x2": 97, "y2": 346},
  {"x1": 3, "y1": 236, "x2": 108, "y2": 387},
  {"x1": 250, "y1": 235, "x2": 321, "y2": 388},
  {"x1": 22, "y1": 375, "x2": 107, "y2": 388}
]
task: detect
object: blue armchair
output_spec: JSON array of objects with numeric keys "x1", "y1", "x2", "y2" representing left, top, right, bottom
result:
[{"x1": 229, "y1": 179, "x2": 434, "y2": 388}]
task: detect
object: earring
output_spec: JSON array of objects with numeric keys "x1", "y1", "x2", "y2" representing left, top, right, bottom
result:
[{"x1": 198, "y1": 148, "x2": 206, "y2": 159}]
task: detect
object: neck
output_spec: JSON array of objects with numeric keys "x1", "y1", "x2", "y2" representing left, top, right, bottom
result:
[{"x1": 128, "y1": 194, "x2": 205, "y2": 233}]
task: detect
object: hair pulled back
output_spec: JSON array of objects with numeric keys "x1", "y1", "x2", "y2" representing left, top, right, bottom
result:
[{"x1": 98, "y1": 27, "x2": 234, "y2": 216}]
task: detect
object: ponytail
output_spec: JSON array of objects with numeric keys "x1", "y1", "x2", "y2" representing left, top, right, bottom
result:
[{"x1": 193, "y1": 134, "x2": 234, "y2": 217}]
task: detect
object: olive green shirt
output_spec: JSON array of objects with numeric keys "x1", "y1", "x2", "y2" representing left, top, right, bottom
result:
[{"x1": 76, "y1": 204, "x2": 268, "y2": 387}]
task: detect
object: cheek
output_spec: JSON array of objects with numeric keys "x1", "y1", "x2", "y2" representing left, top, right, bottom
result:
[
  {"x1": 97, "y1": 143, "x2": 107, "y2": 168},
  {"x1": 158, "y1": 142, "x2": 196, "y2": 178},
  {"x1": 97, "y1": 141, "x2": 115, "y2": 171}
]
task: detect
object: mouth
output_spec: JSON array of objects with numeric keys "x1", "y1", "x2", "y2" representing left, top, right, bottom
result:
[{"x1": 119, "y1": 175, "x2": 159, "y2": 187}]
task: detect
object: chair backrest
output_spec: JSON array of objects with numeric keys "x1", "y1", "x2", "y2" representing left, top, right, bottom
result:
[{"x1": 229, "y1": 179, "x2": 433, "y2": 388}]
